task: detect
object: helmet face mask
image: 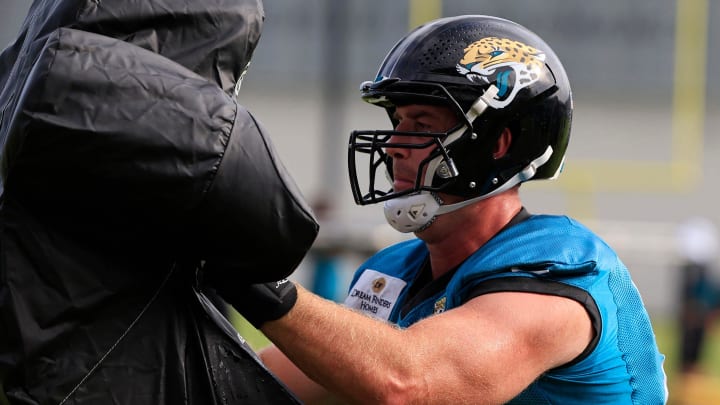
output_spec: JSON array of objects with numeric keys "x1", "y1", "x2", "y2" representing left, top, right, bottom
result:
[
  {"x1": 348, "y1": 123, "x2": 466, "y2": 206},
  {"x1": 348, "y1": 15, "x2": 573, "y2": 232}
]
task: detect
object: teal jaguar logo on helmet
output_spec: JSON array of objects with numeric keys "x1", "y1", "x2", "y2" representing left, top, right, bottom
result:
[{"x1": 456, "y1": 37, "x2": 546, "y2": 109}]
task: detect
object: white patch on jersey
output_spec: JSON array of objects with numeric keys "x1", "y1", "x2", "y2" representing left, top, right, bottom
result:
[{"x1": 344, "y1": 269, "x2": 407, "y2": 320}]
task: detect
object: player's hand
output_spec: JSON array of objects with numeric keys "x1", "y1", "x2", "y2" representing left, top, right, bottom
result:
[{"x1": 213, "y1": 279, "x2": 298, "y2": 329}]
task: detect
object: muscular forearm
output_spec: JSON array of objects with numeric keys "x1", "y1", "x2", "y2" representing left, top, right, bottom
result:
[
  {"x1": 259, "y1": 345, "x2": 332, "y2": 404},
  {"x1": 261, "y1": 285, "x2": 425, "y2": 404}
]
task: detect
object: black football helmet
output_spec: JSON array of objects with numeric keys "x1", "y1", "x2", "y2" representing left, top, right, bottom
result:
[{"x1": 348, "y1": 15, "x2": 573, "y2": 232}]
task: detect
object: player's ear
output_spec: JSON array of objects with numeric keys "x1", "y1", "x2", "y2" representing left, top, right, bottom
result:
[{"x1": 493, "y1": 128, "x2": 512, "y2": 159}]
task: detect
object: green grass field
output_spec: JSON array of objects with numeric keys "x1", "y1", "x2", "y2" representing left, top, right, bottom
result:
[
  {"x1": 654, "y1": 318, "x2": 720, "y2": 378},
  {"x1": 652, "y1": 317, "x2": 720, "y2": 404}
]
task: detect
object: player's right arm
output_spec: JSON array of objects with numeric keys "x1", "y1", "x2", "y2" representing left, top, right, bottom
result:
[{"x1": 260, "y1": 345, "x2": 334, "y2": 404}]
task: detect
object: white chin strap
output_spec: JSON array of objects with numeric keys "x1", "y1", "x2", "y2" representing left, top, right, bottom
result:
[
  {"x1": 383, "y1": 145, "x2": 553, "y2": 233},
  {"x1": 384, "y1": 192, "x2": 441, "y2": 233}
]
